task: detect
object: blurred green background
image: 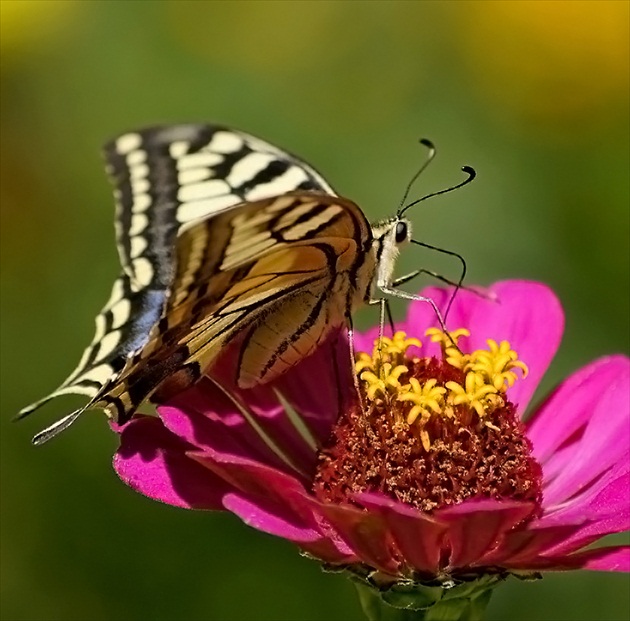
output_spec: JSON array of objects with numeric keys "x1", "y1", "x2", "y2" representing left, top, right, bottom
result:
[{"x1": 1, "y1": 1, "x2": 628, "y2": 620}]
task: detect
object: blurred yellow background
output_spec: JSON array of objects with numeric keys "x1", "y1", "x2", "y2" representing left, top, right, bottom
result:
[{"x1": 1, "y1": 2, "x2": 628, "y2": 620}]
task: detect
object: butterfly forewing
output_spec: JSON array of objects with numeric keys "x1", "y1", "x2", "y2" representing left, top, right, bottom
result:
[
  {"x1": 97, "y1": 193, "x2": 376, "y2": 424},
  {"x1": 19, "y1": 125, "x2": 338, "y2": 428}
]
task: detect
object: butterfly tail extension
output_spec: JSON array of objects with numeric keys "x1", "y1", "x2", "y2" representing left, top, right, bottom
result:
[
  {"x1": 28, "y1": 374, "x2": 126, "y2": 444},
  {"x1": 31, "y1": 407, "x2": 89, "y2": 446},
  {"x1": 24, "y1": 363, "x2": 169, "y2": 444}
]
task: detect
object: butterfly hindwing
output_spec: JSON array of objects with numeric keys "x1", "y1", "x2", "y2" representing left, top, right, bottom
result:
[{"x1": 237, "y1": 282, "x2": 331, "y2": 387}]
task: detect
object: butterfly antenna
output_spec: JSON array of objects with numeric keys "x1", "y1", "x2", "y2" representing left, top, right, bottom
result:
[
  {"x1": 399, "y1": 165, "x2": 476, "y2": 217},
  {"x1": 397, "y1": 139, "x2": 436, "y2": 216}
]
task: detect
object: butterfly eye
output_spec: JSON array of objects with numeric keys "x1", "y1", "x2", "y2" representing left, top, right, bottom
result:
[{"x1": 395, "y1": 221, "x2": 408, "y2": 244}]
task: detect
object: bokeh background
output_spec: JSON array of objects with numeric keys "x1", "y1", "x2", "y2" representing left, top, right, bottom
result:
[{"x1": 1, "y1": 1, "x2": 628, "y2": 620}]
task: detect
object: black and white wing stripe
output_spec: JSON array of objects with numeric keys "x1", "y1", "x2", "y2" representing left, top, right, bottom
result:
[
  {"x1": 17, "y1": 276, "x2": 167, "y2": 419},
  {"x1": 105, "y1": 124, "x2": 336, "y2": 290},
  {"x1": 19, "y1": 124, "x2": 335, "y2": 426}
]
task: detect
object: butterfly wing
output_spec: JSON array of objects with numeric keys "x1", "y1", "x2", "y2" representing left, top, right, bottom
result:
[
  {"x1": 16, "y1": 276, "x2": 167, "y2": 419},
  {"x1": 19, "y1": 124, "x2": 336, "y2": 428},
  {"x1": 97, "y1": 192, "x2": 375, "y2": 425},
  {"x1": 105, "y1": 124, "x2": 336, "y2": 290}
]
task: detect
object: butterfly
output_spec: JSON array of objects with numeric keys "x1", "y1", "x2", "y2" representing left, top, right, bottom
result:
[{"x1": 17, "y1": 124, "x2": 474, "y2": 444}]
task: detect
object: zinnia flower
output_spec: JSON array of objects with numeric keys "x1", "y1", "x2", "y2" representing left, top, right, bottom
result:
[{"x1": 114, "y1": 280, "x2": 629, "y2": 618}]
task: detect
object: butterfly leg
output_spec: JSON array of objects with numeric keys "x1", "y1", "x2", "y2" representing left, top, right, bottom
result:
[
  {"x1": 391, "y1": 270, "x2": 421, "y2": 288},
  {"x1": 378, "y1": 285, "x2": 448, "y2": 333},
  {"x1": 345, "y1": 313, "x2": 362, "y2": 397},
  {"x1": 396, "y1": 269, "x2": 496, "y2": 314},
  {"x1": 364, "y1": 297, "x2": 389, "y2": 363},
  {"x1": 392, "y1": 268, "x2": 466, "y2": 317},
  {"x1": 345, "y1": 312, "x2": 373, "y2": 417},
  {"x1": 393, "y1": 269, "x2": 468, "y2": 322},
  {"x1": 382, "y1": 298, "x2": 396, "y2": 334},
  {"x1": 380, "y1": 285, "x2": 473, "y2": 356}
]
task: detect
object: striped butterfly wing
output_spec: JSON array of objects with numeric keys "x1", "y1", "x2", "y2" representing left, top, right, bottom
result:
[
  {"x1": 97, "y1": 192, "x2": 376, "y2": 425},
  {"x1": 17, "y1": 277, "x2": 166, "y2": 419},
  {"x1": 19, "y1": 124, "x2": 336, "y2": 427},
  {"x1": 107, "y1": 124, "x2": 336, "y2": 290}
]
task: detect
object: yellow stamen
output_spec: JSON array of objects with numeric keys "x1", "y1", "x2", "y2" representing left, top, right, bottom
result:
[
  {"x1": 446, "y1": 372, "x2": 499, "y2": 418},
  {"x1": 398, "y1": 378, "x2": 447, "y2": 425},
  {"x1": 360, "y1": 362, "x2": 410, "y2": 400},
  {"x1": 425, "y1": 327, "x2": 470, "y2": 348},
  {"x1": 464, "y1": 339, "x2": 529, "y2": 393},
  {"x1": 356, "y1": 328, "x2": 528, "y2": 451},
  {"x1": 354, "y1": 352, "x2": 375, "y2": 374},
  {"x1": 373, "y1": 331, "x2": 422, "y2": 360},
  {"x1": 425, "y1": 327, "x2": 470, "y2": 370}
]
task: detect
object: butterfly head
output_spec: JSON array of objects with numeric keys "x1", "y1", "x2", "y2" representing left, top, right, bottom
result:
[
  {"x1": 370, "y1": 215, "x2": 413, "y2": 289},
  {"x1": 369, "y1": 144, "x2": 476, "y2": 292},
  {"x1": 371, "y1": 216, "x2": 412, "y2": 246}
]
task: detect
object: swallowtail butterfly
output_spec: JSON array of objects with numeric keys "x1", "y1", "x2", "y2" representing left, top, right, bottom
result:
[{"x1": 18, "y1": 124, "x2": 474, "y2": 444}]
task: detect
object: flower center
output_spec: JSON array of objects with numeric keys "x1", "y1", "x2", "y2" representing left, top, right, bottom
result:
[{"x1": 313, "y1": 329, "x2": 543, "y2": 514}]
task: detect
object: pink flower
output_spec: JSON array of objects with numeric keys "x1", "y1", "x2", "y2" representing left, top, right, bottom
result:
[{"x1": 114, "y1": 280, "x2": 629, "y2": 581}]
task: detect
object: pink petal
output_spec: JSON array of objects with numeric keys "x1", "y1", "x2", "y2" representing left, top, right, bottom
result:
[
  {"x1": 113, "y1": 415, "x2": 229, "y2": 509},
  {"x1": 492, "y1": 490, "x2": 627, "y2": 569},
  {"x1": 163, "y1": 378, "x2": 316, "y2": 476},
  {"x1": 529, "y1": 355, "x2": 629, "y2": 463},
  {"x1": 497, "y1": 546, "x2": 630, "y2": 572},
  {"x1": 222, "y1": 493, "x2": 356, "y2": 564},
  {"x1": 565, "y1": 546, "x2": 630, "y2": 572},
  {"x1": 188, "y1": 448, "x2": 353, "y2": 561},
  {"x1": 541, "y1": 466, "x2": 630, "y2": 528},
  {"x1": 534, "y1": 470, "x2": 630, "y2": 556},
  {"x1": 406, "y1": 280, "x2": 564, "y2": 412},
  {"x1": 435, "y1": 499, "x2": 537, "y2": 569},
  {"x1": 317, "y1": 501, "x2": 403, "y2": 576},
  {"x1": 356, "y1": 493, "x2": 448, "y2": 575},
  {"x1": 480, "y1": 523, "x2": 585, "y2": 568},
  {"x1": 527, "y1": 356, "x2": 630, "y2": 507}
]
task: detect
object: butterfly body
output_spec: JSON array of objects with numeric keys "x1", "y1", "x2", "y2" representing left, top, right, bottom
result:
[{"x1": 18, "y1": 124, "x2": 421, "y2": 444}]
